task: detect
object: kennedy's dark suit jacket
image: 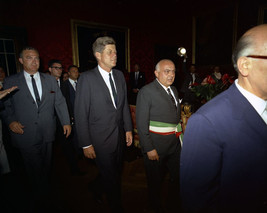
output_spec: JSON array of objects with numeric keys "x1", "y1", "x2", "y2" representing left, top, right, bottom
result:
[
  {"x1": 74, "y1": 67, "x2": 132, "y2": 153},
  {"x1": 180, "y1": 83, "x2": 267, "y2": 212},
  {"x1": 3, "y1": 72, "x2": 70, "y2": 148},
  {"x1": 136, "y1": 79, "x2": 181, "y2": 155}
]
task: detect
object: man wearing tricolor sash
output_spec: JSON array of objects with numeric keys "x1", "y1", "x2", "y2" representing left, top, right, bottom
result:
[{"x1": 136, "y1": 59, "x2": 182, "y2": 213}]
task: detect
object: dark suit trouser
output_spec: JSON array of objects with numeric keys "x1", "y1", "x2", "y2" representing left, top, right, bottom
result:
[
  {"x1": 143, "y1": 142, "x2": 181, "y2": 211},
  {"x1": 19, "y1": 140, "x2": 53, "y2": 211},
  {"x1": 56, "y1": 123, "x2": 81, "y2": 174},
  {"x1": 94, "y1": 139, "x2": 124, "y2": 213}
]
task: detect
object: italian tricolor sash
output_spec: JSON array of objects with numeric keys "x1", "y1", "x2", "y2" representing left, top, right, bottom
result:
[{"x1": 149, "y1": 120, "x2": 183, "y2": 146}]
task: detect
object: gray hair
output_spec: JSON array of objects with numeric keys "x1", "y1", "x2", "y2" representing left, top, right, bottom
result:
[
  {"x1": 155, "y1": 59, "x2": 174, "y2": 72},
  {"x1": 92, "y1": 36, "x2": 116, "y2": 56},
  {"x1": 232, "y1": 35, "x2": 255, "y2": 72}
]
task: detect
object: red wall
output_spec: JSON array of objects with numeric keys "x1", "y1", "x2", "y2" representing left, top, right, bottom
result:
[{"x1": 0, "y1": 0, "x2": 262, "y2": 83}]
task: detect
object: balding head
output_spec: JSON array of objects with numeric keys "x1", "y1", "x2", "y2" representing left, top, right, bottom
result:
[{"x1": 233, "y1": 24, "x2": 267, "y2": 100}]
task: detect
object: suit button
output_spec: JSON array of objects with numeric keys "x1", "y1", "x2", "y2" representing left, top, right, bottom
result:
[{"x1": 35, "y1": 122, "x2": 38, "y2": 125}]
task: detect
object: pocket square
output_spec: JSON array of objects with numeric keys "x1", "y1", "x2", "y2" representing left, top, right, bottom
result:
[{"x1": 50, "y1": 91, "x2": 55, "y2": 93}]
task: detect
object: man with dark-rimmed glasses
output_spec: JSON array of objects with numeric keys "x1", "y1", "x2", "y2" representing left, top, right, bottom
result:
[{"x1": 180, "y1": 24, "x2": 267, "y2": 212}]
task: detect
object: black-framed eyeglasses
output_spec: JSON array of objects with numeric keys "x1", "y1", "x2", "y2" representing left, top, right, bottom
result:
[
  {"x1": 51, "y1": 66, "x2": 63, "y2": 70},
  {"x1": 246, "y1": 55, "x2": 267, "y2": 60}
]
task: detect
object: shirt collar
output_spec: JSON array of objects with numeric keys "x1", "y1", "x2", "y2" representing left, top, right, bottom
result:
[
  {"x1": 235, "y1": 79, "x2": 267, "y2": 115},
  {"x1": 98, "y1": 65, "x2": 113, "y2": 77},
  {"x1": 24, "y1": 71, "x2": 40, "y2": 79},
  {"x1": 68, "y1": 78, "x2": 76, "y2": 84},
  {"x1": 156, "y1": 78, "x2": 171, "y2": 91}
]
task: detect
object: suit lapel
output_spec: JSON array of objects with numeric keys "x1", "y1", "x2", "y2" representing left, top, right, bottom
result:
[
  {"x1": 112, "y1": 70, "x2": 122, "y2": 107},
  {"x1": 39, "y1": 73, "x2": 48, "y2": 108},
  {"x1": 18, "y1": 72, "x2": 36, "y2": 104},
  {"x1": 94, "y1": 68, "x2": 116, "y2": 108},
  {"x1": 154, "y1": 80, "x2": 177, "y2": 109}
]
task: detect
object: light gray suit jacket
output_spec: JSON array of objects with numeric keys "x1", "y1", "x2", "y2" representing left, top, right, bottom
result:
[{"x1": 3, "y1": 71, "x2": 70, "y2": 148}]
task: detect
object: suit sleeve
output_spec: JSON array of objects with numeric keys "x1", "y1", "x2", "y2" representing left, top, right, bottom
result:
[
  {"x1": 136, "y1": 88, "x2": 155, "y2": 153},
  {"x1": 121, "y1": 75, "x2": 132, "y2": 132},
  {"x1": 180, "y1": 113, "x2": 223, "y2": 212},
  {"x1": 74, "y1": 73, "x2": 92, "y2": 147},
  {"x1": 54, "y1": 79, "x2": 70, "y2": 126}
]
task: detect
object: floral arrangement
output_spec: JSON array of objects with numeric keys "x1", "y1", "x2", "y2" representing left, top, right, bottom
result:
[{"x1": 191, "y1": 74, "x2": 235, "y2": 102}]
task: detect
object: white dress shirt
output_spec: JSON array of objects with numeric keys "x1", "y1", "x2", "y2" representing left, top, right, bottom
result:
[
  {"x1": 98, "y1": 65, "x2": 117, "y2": 109},
  {"x1": 235, "y1": 79, "x2": 267, "y2": 125},
  {"x1": 156, "y1": 78, "x2": 178, "y2": 106},
  {"x1": 24, "y1": 71, "x2": 42, "y2": 103},
  {"x1": 68, "y1": 78, "x2": 77, "y2": 91}
]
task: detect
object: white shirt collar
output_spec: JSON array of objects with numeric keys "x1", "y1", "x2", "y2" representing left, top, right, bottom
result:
[
  {"x1": 235, "y1": 79, "x2": 267, "y2": 115},
  {"x1": 24, "y1": 71, "x2": 40, "y2": 79},
  {"x1": 68, "y1": 78, "x2": 76, "y2": 84},
  {"x1": 98, "y1": 65, "x2": 113, "y2": 77}
]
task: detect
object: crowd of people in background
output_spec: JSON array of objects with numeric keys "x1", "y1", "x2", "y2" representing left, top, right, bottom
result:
[{"x1": 0, "y1": 24, "x2": 267, "y2": 213}]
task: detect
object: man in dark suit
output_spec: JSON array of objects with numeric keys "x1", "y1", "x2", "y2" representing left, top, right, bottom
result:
[
  {"x1": 3, "y1": 47, "x2": 71, "y2": 211},
  {"x1": 74, "y1": 36, "x2": 132, "y2": 212},
  {"x1": 180, "y1": 24, "x2": 267, "y2": 213},
  {"x1": 129, "y1": 63, "x2": 146, "y2": 105},
  {"x1": 48, "y1": 59, "x2": 63, "y2": 87},
  {"x1": 136, "y1": 59, "x2": 182, "y2": 213},
  {"x1": 61, "y1": 65, "x2": 84, "y2": 175},
  {"x1": 180, "y1": 63, "x2": 202, "y2": 112}
]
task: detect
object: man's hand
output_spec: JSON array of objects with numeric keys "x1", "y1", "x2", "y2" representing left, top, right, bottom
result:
[
  {"x1": 83, "y1": 146, "x2": 96, "y2": 159},
  {"x1": 126, "y1": 131, "x2": 133, "y2": 146},
  {"x1": 63, "y1": 125, "x2": 72, "y2": 138},
  {"x1": 9, "y1": 121, "x2": 24, "y2": 134},
  {"x1": 0, "y1": 86, "x2": 18, "y2": 99},
  {"x1": 147, "y1": 149, "x2": 159, "y2": 161}
]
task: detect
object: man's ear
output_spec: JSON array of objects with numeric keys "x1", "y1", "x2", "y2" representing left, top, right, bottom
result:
[
  {"x1": 95, "y1": 52, "x2": 101, "y2": 61},
  {"x1": 237, "y1": 56, "x2": 251, "y2": 77},
  {"x1": 19, "y1": 58, "x2": 23, "y2": 65},
  {"x1": 154, "y1": 70, "x2": 158, "y2": 78}
]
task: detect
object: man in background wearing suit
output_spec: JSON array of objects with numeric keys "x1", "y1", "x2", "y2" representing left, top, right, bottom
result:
[
  {"x1": 129, "y1": 63, "x2": 146, "y2": 105},
  {"x1": 48, "y1": 59, "x2": 63, "y2": 87},
  {"x1": 136, "y1": 59, "x2": 182, "y2": 213},
  {"x1": 61, "y1": 65, "x2": 85, "y2": 175},
  {"x1": 3, "y1": 47, "x2": 71, "y2": 212},
  {"x1": 180, "y1": 24, "x2": 267, "y2": 212},
  {"x1": 74, "y1": 36, "x2": 132, "y2": 213},
  {"x1": 180, "y1": 63, "x2": 202, "y2": 112}
]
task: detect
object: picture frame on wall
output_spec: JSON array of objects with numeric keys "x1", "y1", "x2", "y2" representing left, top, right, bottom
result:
[{"x1": 71, "y1": 19, "x2": 130, "y2": 72}]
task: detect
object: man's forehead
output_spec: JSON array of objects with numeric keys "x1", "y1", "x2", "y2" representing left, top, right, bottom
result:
[{"x1": 23, "y1": 50, "x2": 39, "y2": 56}]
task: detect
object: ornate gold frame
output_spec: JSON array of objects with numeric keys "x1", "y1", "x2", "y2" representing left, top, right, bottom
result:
[{"x1": 71, "y1": 19, "x2": 130, "y2": 72}]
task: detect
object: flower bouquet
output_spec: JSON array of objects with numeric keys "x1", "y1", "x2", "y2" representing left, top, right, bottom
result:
[{"x1": 191, "y1": 74, "x2": 235, "y2": 102}]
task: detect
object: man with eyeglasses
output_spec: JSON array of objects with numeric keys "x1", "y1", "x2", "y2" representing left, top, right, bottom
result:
[
  {"x1": 136, "y1": 59, "x2": 182, "y2": 213},
  {"x1": 48, "y1": 59, "x2": 63, "y2": 87},
  {"x1": 180, "y1": 24, "x2": 267, "y2": 212}
]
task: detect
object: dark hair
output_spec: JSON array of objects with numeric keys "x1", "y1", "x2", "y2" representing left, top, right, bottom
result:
[
  {"x1": 68, "y1": 65, "x2": 79, "y2": 72},
  {"x1": 19, "y1": 46, "x2": 39, "y2": 58},
  {"x1": 48, "y1": 59, "x2": 62, "y2": 68},
  {"x1": 92, "y1": 36, "x2": 116, "y2": 56}
]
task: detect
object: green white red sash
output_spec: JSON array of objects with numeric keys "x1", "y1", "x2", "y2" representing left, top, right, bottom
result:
[{"x1": 149, "y1": 120, "x2": 183, "y2": 145}]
